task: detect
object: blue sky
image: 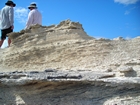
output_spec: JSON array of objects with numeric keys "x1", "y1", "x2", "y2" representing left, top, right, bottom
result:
[{"x1": 0, "y1": 0, "x2": 140, "y2": 48}]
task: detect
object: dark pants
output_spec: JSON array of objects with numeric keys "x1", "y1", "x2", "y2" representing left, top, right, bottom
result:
[{"x1": 1, "y1": 27, "x2": 13, "y2": 40}]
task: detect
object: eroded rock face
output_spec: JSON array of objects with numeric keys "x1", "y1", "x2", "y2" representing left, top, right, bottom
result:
[
  {"x1": 0, "y1": 20, "x2": 140, "y2": 105},
  {"x1": 9, "y1": 20, "x2": 92, "y2": 48},
  {"x1": 0, "y1": 20, "x2": 94, "y2": 71},
  {"x1": 0, "y1": 70, "x2": 140, "y2": 105}
]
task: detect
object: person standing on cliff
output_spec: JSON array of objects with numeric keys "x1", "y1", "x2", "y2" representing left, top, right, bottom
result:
[
  {"x1": 25, "y1": 3, "x2": 42, "y2": 29},
  {"x1": 0, "y1": 0, "x2": 16, "y2": 48}
]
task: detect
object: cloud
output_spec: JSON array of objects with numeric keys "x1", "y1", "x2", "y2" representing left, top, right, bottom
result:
[
  {"x1": 125, "y1": 36, "x2": 132, "y2": 40},
  {"x1": 14, "y1": 7, "x2": 28, "y2": 24},
  {"x1": 114, "y1": 0, "x2": 139, "y2": 5},
  {"x1": 124, "y1": 6, "x2": 137, "y2": 15},
  {"x1": 124, "y1": 10, "x2": 130, "y2": 15}
]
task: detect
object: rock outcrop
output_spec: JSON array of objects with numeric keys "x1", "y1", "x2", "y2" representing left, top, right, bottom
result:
[{"x1": 0, "y1": 20, "x2": 140, "y2": 105}]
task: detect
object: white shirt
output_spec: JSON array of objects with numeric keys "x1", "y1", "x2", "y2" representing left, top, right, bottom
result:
[
  {"x1": 0, "y1": 6, "x2": 14, "y2": 30},
  {"x1": 25, "y1": 9, "x2": 42, "y2": 29}
]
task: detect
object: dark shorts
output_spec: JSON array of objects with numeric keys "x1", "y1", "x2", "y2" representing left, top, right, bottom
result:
[{"x1": 1, "y1": 26, "x2": 13, "y2": 40}]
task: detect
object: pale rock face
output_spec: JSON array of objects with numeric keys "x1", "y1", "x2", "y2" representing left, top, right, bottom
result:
[
  {"x1": 0, "y1": 20, "x2": 140, "y2": 105},
  {"x1": 0, "y1": 20, "x2": 94, "y2": 71},
  {"x1": 8, "y1": 20, "x2": 92, "y2": 48}
]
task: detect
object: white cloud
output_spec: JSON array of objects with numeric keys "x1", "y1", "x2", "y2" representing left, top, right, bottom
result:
[
  {"x1": 14, "y1": 7, "x2": 28, "y2": 24},
  {"x1": 114, "y1": 0, "x2": 139, "y2": 5},
  {"x1": 124, "y1": 6, "x2": 137, "y2": 15},
  {"x1": 124, "y1": 10, "x2": 130, "y2": 15},
  {"x1": 125, "y1": 36, "x2": 132, "y2": 40}
]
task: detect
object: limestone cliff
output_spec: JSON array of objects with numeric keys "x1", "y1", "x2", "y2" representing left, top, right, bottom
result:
[{"x1": 0, "y1": 20, "x2": 140, "y2": 105}]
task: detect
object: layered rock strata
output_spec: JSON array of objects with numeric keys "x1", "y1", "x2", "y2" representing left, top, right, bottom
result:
[
  {"x1": 0, "y1": 70, "x2": 140, "y2": 105},
  {"x1": 0, "y1": 20, "x2": 140, "y2": 105}
]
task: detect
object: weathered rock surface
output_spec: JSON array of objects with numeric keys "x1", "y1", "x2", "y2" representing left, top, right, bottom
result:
[
  {"x1": 0, "y1": 20, "x2": 140, "y2": 105},
  {"x1": 1, "y1": 70, "x2": 140, "y2": 105}
]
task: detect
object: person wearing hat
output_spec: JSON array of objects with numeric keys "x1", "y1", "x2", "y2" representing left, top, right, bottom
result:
[
  {"x1": 25, "y1": 3, "x2": 42, "y2": 29},
  {"x1": 0, "y1": 0, "x2": 16, "y2": 48}
]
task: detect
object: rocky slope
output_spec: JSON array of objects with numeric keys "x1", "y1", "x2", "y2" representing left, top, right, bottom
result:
[{"x1": 0, "y1": 20, "x2": 140, "y2": 105}]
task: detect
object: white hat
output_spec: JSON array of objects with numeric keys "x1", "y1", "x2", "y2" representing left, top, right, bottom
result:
[{"x1": 28, "y1": 2, "x2": 37, "y2": 9}]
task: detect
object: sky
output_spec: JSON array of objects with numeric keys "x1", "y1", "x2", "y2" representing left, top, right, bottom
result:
[{"x1": 0, "y1": 0, "x2": 140, "y2": 48}]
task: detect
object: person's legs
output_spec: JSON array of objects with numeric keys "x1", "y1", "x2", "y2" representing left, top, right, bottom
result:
[
  {"x1": 7, "y1": 27, "x2": 13, "y2": 47},
  {"x1": 1, "y1": 27, "x2": 13, "y2": 48},
  {"x1": 0, "y1": 27, "x2": 13, "y2": 48},
  {"x1": 0, "y1": 39, "x2": 5, "y2": 48},
  {"x1": 0, "y1": 30, "x2": 6, "y2": 48},
  {"x1": 8, "y1": 38, "x2": 11, "y2": 47}
]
